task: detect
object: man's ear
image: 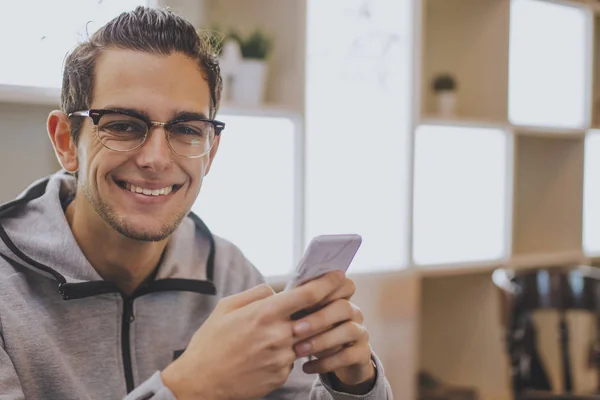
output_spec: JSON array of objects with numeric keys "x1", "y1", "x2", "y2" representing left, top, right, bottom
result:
[
  {"x1": 47, "y1": 111, "x2": 78, "y2": 172},
  {"x1": 204, "y1": 135, "x2": 221, "y2": 176}
]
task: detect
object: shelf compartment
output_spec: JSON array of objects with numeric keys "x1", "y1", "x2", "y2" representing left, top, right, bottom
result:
[
  {"x1": 412, "y1": 123, "x2": 511, "y2": 266},
  {"x1": 421, "y1": 0, "x2": 510, "y2": 123},
  {"x1": 419, "y1": 272, "x2": 511, "y2": 400},
  {"x1": 512, "y1": 135, "x2": 585, "y2": 257},
  {"x1": 191, "y1": 114, "x2": 299, "y2": 277},
  {"x1": 508, "y1": 0, "x2": 592, "y2": 129}
]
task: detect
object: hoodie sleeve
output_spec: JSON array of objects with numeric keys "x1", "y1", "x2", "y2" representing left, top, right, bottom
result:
[
  {"x1": 122, "y1": 371, "x2": 176, "y2": 400},
  {"x1": 0, "y1": 338, "x2": 26, "y2": 399},
  {"x1": 123, "y1": 355, "x2": 394, "y2": 400},
  {"x1": 310, "y1": 353, "x2": 394, "y2": 400}
]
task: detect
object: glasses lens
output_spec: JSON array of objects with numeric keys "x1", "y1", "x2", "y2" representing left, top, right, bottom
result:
[
  {"x1": 168, "y1": 121, "x2": 215, "y2": 157},
  {"x1": 97, "y1": 113, "x2": 147, "y2": 151}
]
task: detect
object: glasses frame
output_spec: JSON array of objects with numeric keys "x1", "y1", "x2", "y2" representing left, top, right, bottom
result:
[{"x1": 68, "y1": 108, "x2": 225, "y2": 159}]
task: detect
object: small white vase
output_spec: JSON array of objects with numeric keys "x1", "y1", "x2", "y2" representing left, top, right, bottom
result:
[
  {"x1": 231, "y1": 59, "x2": 268, "y2": 107},
  {"x1": 219, "y1": 40, "x2": 243, "y2": 103},
  {"x1": 435, "y1": 91, "x2": 457, "y2": 118}
]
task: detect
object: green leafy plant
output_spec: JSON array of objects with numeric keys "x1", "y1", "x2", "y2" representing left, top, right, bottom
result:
[
  {"x1": 228, "y1": 29, "x2": 273, "y2": 60},
  {"x1": 432, "y1": 74, "x2": 457, "y2": 92}
]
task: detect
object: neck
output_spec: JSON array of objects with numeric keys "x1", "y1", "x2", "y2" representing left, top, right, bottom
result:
[{"x1": 65, "y1": 196, "x2": 168, "y2": 296}]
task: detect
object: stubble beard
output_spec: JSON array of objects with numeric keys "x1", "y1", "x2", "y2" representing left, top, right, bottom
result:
[{"x1": 81, "y1": 181, "x2": 187, "y2": 242}]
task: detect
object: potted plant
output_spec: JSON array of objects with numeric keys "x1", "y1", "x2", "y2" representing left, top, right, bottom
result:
[
  {"x1": 432, "y1": 73, "x2": 458, "y2": 117},
  {"x1": 226, "y1": 29, "x2": 273, "y2": 106}
]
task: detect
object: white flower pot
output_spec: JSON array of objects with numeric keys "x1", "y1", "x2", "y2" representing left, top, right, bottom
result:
[
  {"x1": 231, "y1": 59, "x2": 268, "y2": 106},
  {"x1": 436, "y1": 91, "x2": 457, "y2": 118},
  {"x1": 219, "y1": 40, "x2": 243, "y2": 103}
]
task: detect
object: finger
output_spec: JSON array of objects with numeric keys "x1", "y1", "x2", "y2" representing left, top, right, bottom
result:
[
  {"x1": 320, "y1": 277, "x2": 356, "y2": 304},
  {"x1": 293, "y1": 321, "x2": 367, "y2": 358},
  {"x1": 312, "y1": 345, "x2": 344, "y2": 359},
  {"x1": 302, "y1": 342, "x2": 372, "y2": 375},
  {"x1": 219, "y1": 283, "x2": 275, "y2": 312},
  {"x1": 292, "y1": 299, "x2": 361, "y2": 340},
  {"x1": 289, "y1": 280, "x2": 356, "y2": 321},
  {"x1": 268, "y1": 271, "x2": 346, "y2": 318}
]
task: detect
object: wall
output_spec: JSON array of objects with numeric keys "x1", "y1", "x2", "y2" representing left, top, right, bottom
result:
[
  {"x1": 157, "y1": 0, "x2": 206, "y2": 28},
  {"x1": 0, "y1": 102, "x2": 59, "y2": 203}
]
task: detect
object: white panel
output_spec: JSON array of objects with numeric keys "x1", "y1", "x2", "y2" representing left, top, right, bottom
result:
[
  {"x1": 192, "y1": 115, "x2": 296, "y2": 277},
  {"x1": 0, "y1": 0, "x2": 147, "y2": 88},
  {"x1": 583, "y1": 131, "x2": 600, "y2": 255},
  {"x1": 305, "y1": 0, "x2": 414, "y2": 272},
  {"x1": 413, "y1": 124, "x2": 508, "y2": 265},
  {"x1": 508, "y1": 0, "x2": 589, "y2": 129}
]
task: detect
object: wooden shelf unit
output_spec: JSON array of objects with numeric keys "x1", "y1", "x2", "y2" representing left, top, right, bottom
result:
[
  {"x1": 170, "y1": 0, "x2": 600, "y2": 398},
  {"x1": 416, "y1": 0, "x2": 598, "y2": 398}
]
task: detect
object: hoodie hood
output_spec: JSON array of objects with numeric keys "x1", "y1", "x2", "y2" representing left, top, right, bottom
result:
[{"x1": 0, "y1": 171, "x2": 216, "y2": 299}]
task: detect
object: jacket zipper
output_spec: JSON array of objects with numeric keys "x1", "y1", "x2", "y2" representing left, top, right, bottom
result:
[{"x1": 122, "y1": 297, "x2": 135, "y2": 393}]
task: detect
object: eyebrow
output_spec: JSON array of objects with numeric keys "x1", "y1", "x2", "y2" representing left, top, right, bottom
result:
[
  {"x1": 172, "y1": 111, "x2": 209, "y2": 121},
  {"x1": 102, "y1": 106, "x2": 209, "y2": 121}
]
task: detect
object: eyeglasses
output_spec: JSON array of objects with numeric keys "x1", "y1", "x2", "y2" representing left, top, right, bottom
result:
[{"x1": 68, "y1": 109, "x2": 225, "y2": 158}]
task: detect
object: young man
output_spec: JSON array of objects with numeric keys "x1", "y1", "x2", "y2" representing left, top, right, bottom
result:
[{"x1": 0, "y1": 6, "x2": 393, "y2": 400}]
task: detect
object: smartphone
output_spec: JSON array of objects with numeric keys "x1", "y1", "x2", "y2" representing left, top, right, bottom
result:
[{"x1": 284, "y1": 234, "x2": 362, "y2": 292}]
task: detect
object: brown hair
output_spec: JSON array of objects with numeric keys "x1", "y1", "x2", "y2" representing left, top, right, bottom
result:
[{"x1": 61, "y1": 6, "x2": 222, "y2": 143}]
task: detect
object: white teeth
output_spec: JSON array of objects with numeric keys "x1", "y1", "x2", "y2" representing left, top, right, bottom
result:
[{"x1": 124, "y1": 183, "x2": 174, "y2": 197}]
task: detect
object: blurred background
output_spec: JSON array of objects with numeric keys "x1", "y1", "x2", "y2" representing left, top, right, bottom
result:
[{"x1": 3, "y1": 0, "x2": 600, "y2": 399}]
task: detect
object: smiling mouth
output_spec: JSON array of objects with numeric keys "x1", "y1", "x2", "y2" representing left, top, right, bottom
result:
[{"x1": 114, "y1": 179, "x2": 182, "y2": 197}]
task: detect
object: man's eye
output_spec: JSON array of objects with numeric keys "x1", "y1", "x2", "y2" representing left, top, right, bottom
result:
[
  {"x1": 104, "y1": 122, "x2": 144, "y2": 133},
  {"x1": 172, "y1": 124, "x2": 204, "y2": 136}
]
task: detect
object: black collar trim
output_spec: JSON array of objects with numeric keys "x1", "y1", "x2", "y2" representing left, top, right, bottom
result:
[{"x1": 58, "y1": 278, "x2": 217, "y2": 300}]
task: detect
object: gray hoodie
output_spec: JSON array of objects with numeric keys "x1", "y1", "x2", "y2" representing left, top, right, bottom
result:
[{"x1": 0, "y1": 172, "x2": 393, "y2": 400}]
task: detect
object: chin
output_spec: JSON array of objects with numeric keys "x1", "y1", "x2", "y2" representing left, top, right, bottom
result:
[
  {"x1": 83, "y1": 182, "x2": 189, "y2": 242},
  {"x1": 108, "y1": 213, "x2": 186, "y2": 242},
  {"x1": 116, "y1": 224, "x2": 173, "y2": 242}
]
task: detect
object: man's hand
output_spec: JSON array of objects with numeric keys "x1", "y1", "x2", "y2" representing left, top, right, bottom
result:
[
  {"x1": 161, "y1": 272, "x2": 347, "y2": 400},
  {"x1": 290, "y1": 276, "x2": 376, "y2": 392}
]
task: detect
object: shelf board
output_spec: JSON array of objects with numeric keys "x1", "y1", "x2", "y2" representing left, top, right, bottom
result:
[
  {"x1": 508, "y1": 250, "x2": 587, "y2": 269},
  {"x1": 417, "y1": 252, "x2": 589, "y2": 278},
  {"x1": 419, "y1": 115, "x2": 510, "y2": 130},
  {"x1": 536, "y1": 0, "x2": 599, "y2": 10},
  {"x1": 514, "y1": 124, "x2": 587, "y2": 138},
  {"x1": 0, "y1": 84, "x2": 302, "y2": 121},
  {"x1": 583, "y1": 253, "x2": 600, "y2": 263},
  {"x1": 418, "y1": 259, "x2": 506, "y2": 278},
  {"x1": 219, "y1": 103, "x2": 302, "y2": 120},
  {"x1": 0, "y1": 84, "x2": 60, "y2": 106}
]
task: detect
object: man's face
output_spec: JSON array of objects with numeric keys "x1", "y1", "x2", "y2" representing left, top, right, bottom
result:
[{"x1": 74, "y1": 49, "x2": 218, "y2": 242}]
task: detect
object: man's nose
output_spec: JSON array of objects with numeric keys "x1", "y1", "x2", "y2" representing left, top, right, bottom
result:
[{"x1": 135, "y1": 126, "x2": 173, "y2": 172}]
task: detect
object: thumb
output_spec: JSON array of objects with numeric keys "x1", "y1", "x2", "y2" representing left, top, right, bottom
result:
[{"x1": 220, "y1": 283, "x2": 275, "y2": 312}]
